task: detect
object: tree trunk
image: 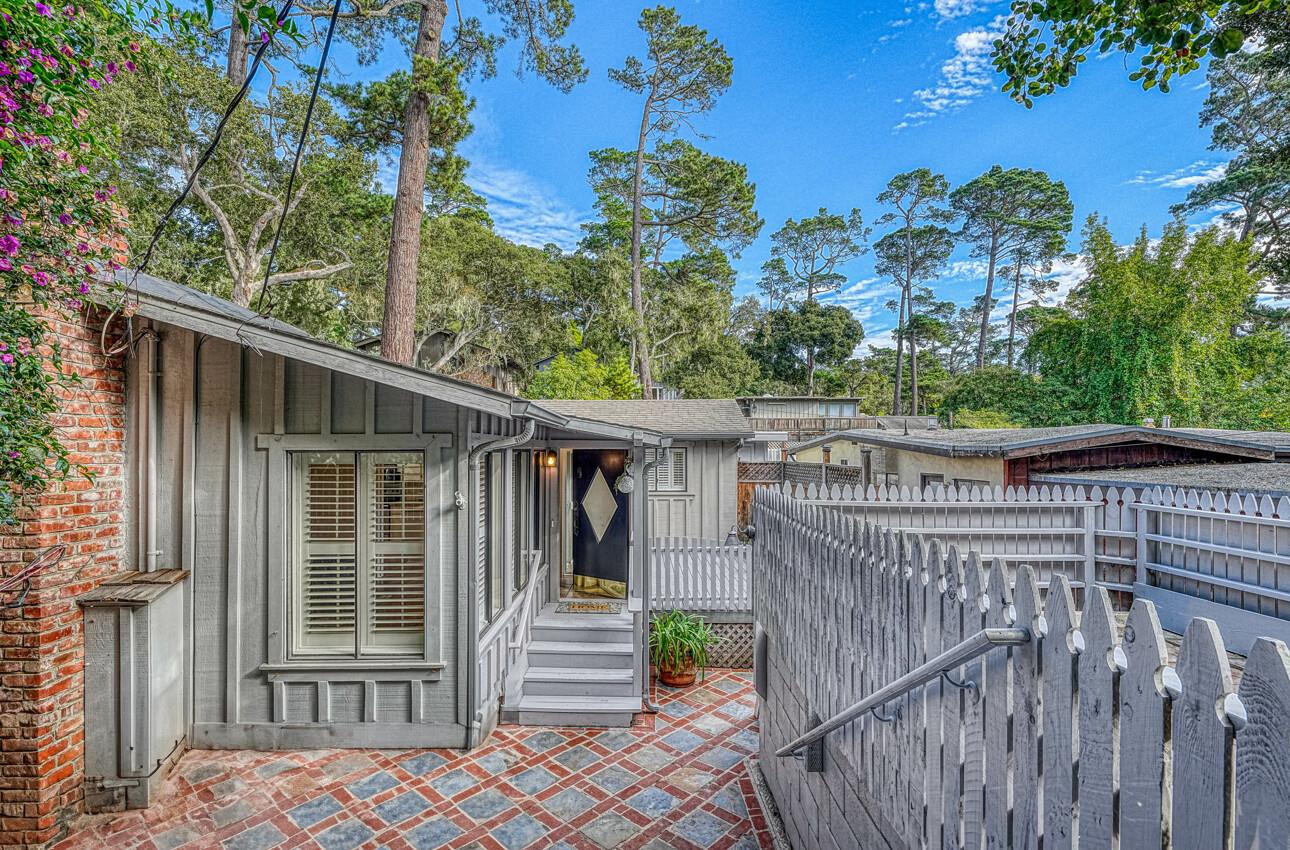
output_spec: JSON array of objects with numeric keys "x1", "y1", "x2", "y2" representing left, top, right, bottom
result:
[
  {"x1": 230, "y1": 267, "x2": 254, "y2": 307},
  {"x1": 380, "y1": 0, "x2": 448, "y2": 365},
  {"x1": 226, "y1": 17, "x2": 249, "y2": 85},
  {"x1": 909, "y1": 298, "x2": 919, "y2": 415},
  {"x1": 806, "y1": 348, "x2": 816, "y2": 395},
  {"x1": 891, "y1": 284, "x2": 907, "y2": 414},
  {"x1": 1006, "y1": 261, "x2": 1022, "y2": 368},
  {"x1": 977, "y1": 232, "x2": 999, "y2": 369},
  {"x1": 629, "y1": 96, "x2": 655, "y2": 398}
]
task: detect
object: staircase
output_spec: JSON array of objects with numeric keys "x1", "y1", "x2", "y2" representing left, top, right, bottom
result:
[{"x1": 514, "y1": 604, "x2": 641, "y2": 727}]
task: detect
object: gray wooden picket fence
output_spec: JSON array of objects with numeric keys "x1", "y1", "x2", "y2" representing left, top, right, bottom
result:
[
  {"x1": 649, "y1": 537, "x2": 751, "y2": 613},
  {"x1": 782, "y1": 481, "x2": 1290, "y2": 655},
  {"x1": 753, "y1": 487, "x2": 1290, "y2": 849}
]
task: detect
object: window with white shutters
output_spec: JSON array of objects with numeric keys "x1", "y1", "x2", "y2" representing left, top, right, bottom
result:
[
  {"x1": 646, "y1": 447, "x2": 687, "y2": 492},
  {"x1": 292, "y1": 451, "x2": 426, "y2": 658}
]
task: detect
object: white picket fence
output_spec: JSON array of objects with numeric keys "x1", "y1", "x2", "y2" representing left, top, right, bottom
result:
[
  {"x1": 782, "y1": 480, "x2": 1290, "y2": 654},
  {"x1": 755, "y1": 488, "x2": 1290, "y2": 849},
  {"x1": 649, "y1": 537, "x2": 751, "y2": 613}
]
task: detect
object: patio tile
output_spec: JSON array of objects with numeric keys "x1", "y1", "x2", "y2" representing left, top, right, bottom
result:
[
  {"x1": 543, "y1": 787, "x2": 596, "y2": 820},
  {"x1": 589, "y1": 729, "x2": 637, "y2": 751},
  {"x1": 348, "y1": 769, "x2": 399, "y2": 799},
  {"x1": 154, "y1": 825, "x2": 201, "y2": 850},
  {"x1": 212, "y1": 799, "x2": 255, "y2": 828},
  {"x1": 209, "y1": 777, "x2": 247, "y2": 799},
  {"x1": 713, "y1": 783, "x2": 749, "y2": 817},
  {"x1": 588, "y1": 765, "x2": 638, "y2": 793},
  {"x1": 458, "y1": 789, "x2": 516, "y2": 822},
  {"x1": 715, "y1": 701, "x2": 754, "y2": 720},
  {"x1": 627, "y1": 745, "x2": 672, "y2": 770},
  {"x1": 710, "y1": 678, "x2": 743, "y2": 693},
  {"x1": 324, "y1": 753, "x2": 376, "y2": 779},
  {"x1": 552, "y1": 745, "x2": 599, "y2": 770},
  {"x1": 700, "y1": 746, "x2": 744, "y2": 771},
  {"x1": 491, "y1": 813, "x2": 548, "y2": 850},
  {"x1": 183, "y1": 763, "x2": 224, "y2": 784},
  {"x1": 672, "y1": 810, "x2": 732, "y2": 848},
  {"x1": 254, "y1": 758, "x2": 297, "y2": 779},
  {"x1": 475, "y1": 752, "x2": 512, "y2": 774},
  {"x1": 691, "y1": 713, "x2": 733, "y2": 736},
  {"x1": 731, "y1": 729, "x2": 759, "y2": 751},
  {"x1": 524, "y1": 730, "x2": 567, "y2": 752},
  {"x1": 288, "y1": 793, "x2": 344, "y2": 828},
  {"x1": 510, "y1": 765, "x2": 558, "y2": 794},
  {"x1": 626, "y1": 787, "x2": 678, "y2": 819},
  {"x1": 374, "y1": 791, "x2": 431, "y2": 825},
  {"x1": 222, "y1": 822, "x2": 285, "y2": 850},
  {"x1": 406, "y1": 818, "x2": 465, "y2": 850},
  {"x1": 429, "y1": 767, "x2": 479, "y2": 798},
  {"x1": 580, "y1": 811, "x2": 641, "y2": 849},
  {"x1": 661, "y1": 729, "x2": 705, "y2": 753},
  {"x1": 401, "y1": 751, "x2": 449, "y2": 776},
  {"x1": 659, "y1": 701, "x2": 695, "y2": 718},
  {"x1": 315, "y1": 819, "x2": 376, "y2": 850},
  {"x1": 668, "y1": 767, "x2": 717, "y2": 793}
]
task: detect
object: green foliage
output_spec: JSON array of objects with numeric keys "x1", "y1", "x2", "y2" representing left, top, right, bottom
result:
[
  {"x1": 991, "y1": 0, "x2": 1273, "y2": 104},
  {"x1": 649, "y1": 609, "x2": 711, "y2": 679},
  {"x1": 664, "y1": 335, "x2": 764, "y2": 398},
  {"x1": 938, "y1": 366, "x2": 1064, "y2": 427},
  {"x1": 953, "y1": 409, "x2": 1020, "y2": 429},
  {"x1": 748, "y1": 300, "x2": 865, "y2": 389},
  {"x1": 0, "y1": 0, "x2": 207, "y2": 524},
  {"x1": 1024, "y1": 218, "x2": 1261, "y2": 425},
  {"x1": 756, "y1": 207, "x2": 867, "y2": 306},
  {"x1": 522, "y1": 350, "x2": 641, "y2": 400}
]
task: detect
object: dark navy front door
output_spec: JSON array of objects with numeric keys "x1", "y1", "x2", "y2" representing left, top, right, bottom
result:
[{"x1": 571, "y1": 449, "x2": 629, "y2": 593}]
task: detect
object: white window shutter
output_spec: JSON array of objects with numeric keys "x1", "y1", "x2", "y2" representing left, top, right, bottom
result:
[
  {"x1": 299, "y1": 454, "x2": 357, "y2": 652},
  {"x1": 364, "y1": 454, "x2": 425, "y2": 653}
]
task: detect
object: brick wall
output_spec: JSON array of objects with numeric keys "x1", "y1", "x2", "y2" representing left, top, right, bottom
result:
[{"x1": 0, "y1": 307, "x2": 127, "y2": 848}]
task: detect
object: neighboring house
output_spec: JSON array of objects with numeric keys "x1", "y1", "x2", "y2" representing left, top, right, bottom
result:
[
  {"x1": 737, "y1": 395, "x2": 936, "y2": 460},
  {"x1": 537, "y1": 400, "x2": 753, "y2": 542},
  {"x1": 1031, "y1": 461, "x2": 1290, "y2": 500},
  {"x1": 8, "y1": 272, "x2": 714, "y2": 835},
  {"x1": 793, "y1": 424, "x2": 1290, "y2": 491},
  {"x1": 357, "y1": 330, "x2": 523, "y2": 395}
]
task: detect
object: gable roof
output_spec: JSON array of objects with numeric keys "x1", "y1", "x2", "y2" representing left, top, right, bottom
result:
[
  {"x1": 537, "y1": 399, "x2": 754, "y2": 440},
  {"x1": 797, "y1": 424, "x2": 1290, "y2": 461},
  {"x1": 116, "y1": 272, "x2": 667, "y2": 444},
  {"x1": 1033, "y1": 462, "x2": 1290, "y2": 500}
]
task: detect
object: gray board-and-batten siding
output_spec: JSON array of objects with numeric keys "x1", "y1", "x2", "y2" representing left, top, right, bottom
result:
[{"x1": 130, "y1": 322, "x2": 482, "y2": 748}]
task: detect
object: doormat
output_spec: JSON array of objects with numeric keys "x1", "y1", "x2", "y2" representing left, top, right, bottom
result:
[{"x1": 555, "y1": 601, "x2": 623, "y2": 614}]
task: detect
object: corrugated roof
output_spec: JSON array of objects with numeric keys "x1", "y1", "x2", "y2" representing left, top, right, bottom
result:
[
  {"x1": 538, "y1": 399, "x2": 754, "y2": 439},
  {"x1": 1034, "y1": 463, "x2": 1290, "y2": 500}
]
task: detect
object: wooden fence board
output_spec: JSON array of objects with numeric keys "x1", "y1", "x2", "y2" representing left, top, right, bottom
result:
[
  {"x1": 1115, "y1": 599, "x2": 1169, "y2": 850},
  {"x1": 1234, "y1": 638, "x2": 1290, "y2": 847},
  {"x1": 1042, "y1": 574, "x2": 1077, "y2": 850},
  {"x1": 1171, "y1": 618, "x2": 1235, "y2": 850},
  {"x1": 1076, "y1": 587, "x2": 1117, "y2": 850}
]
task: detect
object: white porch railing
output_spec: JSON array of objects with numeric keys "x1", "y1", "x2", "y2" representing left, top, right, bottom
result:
[{"x1": 649, "y1": 537, "x2": 751, "y2": 613}]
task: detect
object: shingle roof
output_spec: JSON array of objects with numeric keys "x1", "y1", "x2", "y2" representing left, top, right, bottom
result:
[
  {"x1": 810, "y1": 424, "x2": 1290, "y2": 459},
  {"x1": 537, "y1": 399, "x2": 754, "y2": 439},
  {"x1": 1033, "y1": 463, "x2": 1290, "y2": 500}
]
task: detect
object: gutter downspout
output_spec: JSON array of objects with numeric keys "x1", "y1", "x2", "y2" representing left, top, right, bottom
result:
[
  {"x1": 464, "y1": 418, "x2": 537, "y2": 748},
  {"x1": 640, "y1": 449, "x2": 666, "y2": 714}
]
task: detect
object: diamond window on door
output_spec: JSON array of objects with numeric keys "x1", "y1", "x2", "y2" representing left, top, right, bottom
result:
[{"x1": 581, "y1": 467, "x2": 618, "y2": 542}]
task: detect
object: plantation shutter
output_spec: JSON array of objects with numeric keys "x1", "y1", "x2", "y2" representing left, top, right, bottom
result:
[
  {"x1": 363, "y1": 453, "x2": 425, "y2": 654},
  {"x1": 646, "y1": 448, "x2": 687, "y2": 492},
  {"x1": 298, "y1": 453, "x2": 357, "y2": 653}
]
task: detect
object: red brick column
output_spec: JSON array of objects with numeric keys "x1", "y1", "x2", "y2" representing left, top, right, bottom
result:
[{"x1": 0, "y1": 308, "x2": 127, "y2": 848}]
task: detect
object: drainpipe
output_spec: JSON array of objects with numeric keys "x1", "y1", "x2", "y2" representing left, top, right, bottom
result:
[
  {"x1": 640, "y1": 449, "x2": 666, "y2": 713},
  {"x1": 135, "y1": 325, "x2": 162, "y2": 572},
  {"x1": 463, "y1": 419, "x2": 537, "y2": 748}
]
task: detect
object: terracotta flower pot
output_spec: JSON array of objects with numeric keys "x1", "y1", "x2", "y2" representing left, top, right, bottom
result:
[{"x1": 658, "y1": 661, "x2": 697, "y2": 687}]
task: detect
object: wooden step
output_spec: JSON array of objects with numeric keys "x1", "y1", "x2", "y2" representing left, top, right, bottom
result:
[
  {"x1": 527, "y1": 640, "x2": 634, "y2": 669},
  {"x1": 523, "y1": 666, "x2": 635, "y2": 697},
  {"x1": 515, "y1": 694, "x2": 640, "y2": 727}
]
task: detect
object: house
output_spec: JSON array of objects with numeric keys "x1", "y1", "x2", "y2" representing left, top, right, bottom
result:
[
  {"x1": 536, "y1": 400, "x2": 753, "y2": 542},
  {"x1": 792, "y1": 424, "x2": 1290, "y2": 491},
  {"x1": 736, "y1": 395, "x2": 936, "y2": 461},
  {"x1": 5, "y1": 272, "x2": 704, "y2": 836}
]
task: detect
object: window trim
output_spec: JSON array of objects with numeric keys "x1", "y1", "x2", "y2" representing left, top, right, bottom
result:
[
  {"x1": 646, "y1": 446, "x2": 688, "y2": 493},
  {"x1": 261, "y1": 432, "x2": 450, "y2": 672}
]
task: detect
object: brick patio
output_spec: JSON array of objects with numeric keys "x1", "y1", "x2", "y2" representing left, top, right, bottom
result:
[{"x1": 54, "y1": 671, "x2": 773, "y2": 850}]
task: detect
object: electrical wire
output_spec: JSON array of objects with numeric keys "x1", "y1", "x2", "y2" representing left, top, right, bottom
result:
[{"x1": 252, "y1": 0, "x2": 343, "y2": 318}]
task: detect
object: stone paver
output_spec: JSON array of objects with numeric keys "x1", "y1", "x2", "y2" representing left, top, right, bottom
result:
[{"x1": 54, "y1": 670, "x2": 772, "y2": 850}]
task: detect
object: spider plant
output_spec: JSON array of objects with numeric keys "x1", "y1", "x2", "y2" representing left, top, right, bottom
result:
[{"x1": 649, "y1": 610, "x2": 712, "y2": 686}]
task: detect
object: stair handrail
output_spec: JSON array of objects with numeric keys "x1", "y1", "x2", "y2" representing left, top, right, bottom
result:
[
  {"x1": 508, "y1": 551, "x2": 549, "y2": 651},
  {"x1": 774, "y1": 626, "x2": 1030, "y2": 758}
]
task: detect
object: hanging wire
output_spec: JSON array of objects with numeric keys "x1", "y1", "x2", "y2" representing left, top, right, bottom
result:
[
  {"x1": 252, "y1": 0, "x2": 344, "y2": 318},
  {"x1": 129, "y1": 0, "x2": 298, "y2": 280}
]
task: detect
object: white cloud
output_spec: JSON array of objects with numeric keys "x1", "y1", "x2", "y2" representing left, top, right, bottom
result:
[
  {"x1": 898, "y1": 17, "x2": 1005, "y2": 129},
  {"x1": 465, "y1": 158, "x2": 589, "y2": 249},
  {"x1": 1128, "y1": 160, "x2": 1228, "y2": 190},
  {"x1": 943, "y1": 259, "x2": 990, "y2": 279},
  {"x1": 934, "y1": 0, "x2": 982, "y2": 19}
]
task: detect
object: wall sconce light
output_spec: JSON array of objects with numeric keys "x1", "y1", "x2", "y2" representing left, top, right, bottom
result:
[{"x1": 542, "y1": 450, "x2": 558, "y2": 468}]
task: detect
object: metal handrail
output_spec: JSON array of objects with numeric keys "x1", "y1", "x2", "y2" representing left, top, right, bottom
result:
[{"x1": 775, "y1": 627, "x2": 1030, "y2": 758}]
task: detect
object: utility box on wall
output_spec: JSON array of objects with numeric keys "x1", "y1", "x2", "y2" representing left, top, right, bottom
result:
[{"x1": 80, "y1": 570, "x2": 188, "y2": 811}]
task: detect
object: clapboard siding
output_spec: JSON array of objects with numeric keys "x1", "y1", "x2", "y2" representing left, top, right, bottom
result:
[{"x1": 137, "y1": 322, "x2": 468, "y2": 748}]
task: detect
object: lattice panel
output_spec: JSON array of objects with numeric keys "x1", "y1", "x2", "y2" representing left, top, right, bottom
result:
[{"x1": 706, "y1": 622, "x2": 754, "y2": 669}]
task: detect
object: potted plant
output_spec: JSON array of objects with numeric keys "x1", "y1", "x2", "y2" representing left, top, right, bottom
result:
[{"x1": 649, "y1": 610, "x2": 712, "y2": 687}]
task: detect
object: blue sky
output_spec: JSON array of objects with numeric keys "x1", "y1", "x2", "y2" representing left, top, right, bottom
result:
[{"x1": 353, "y1": 0, "x2": 1227, "y2": 348}]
